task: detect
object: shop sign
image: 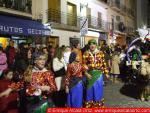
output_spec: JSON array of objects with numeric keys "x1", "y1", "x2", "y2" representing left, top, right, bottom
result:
[
  {"x1": 0, "y1": 15, "x2": 51, "y2": 36},
  {"x1": 80, "y1": 18, "x2": 88, "y2": 36},
  {"x1": 0, "y1": 25, "x2": 51, "y2": 36}
]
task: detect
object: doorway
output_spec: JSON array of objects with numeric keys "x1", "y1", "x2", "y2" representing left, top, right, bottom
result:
[
  {"x1": 47, "y1": 36, "x2": 59, "y2": 48},
  {"x1": 67, "y1": 2, "x2": 77, "y2": 26}
]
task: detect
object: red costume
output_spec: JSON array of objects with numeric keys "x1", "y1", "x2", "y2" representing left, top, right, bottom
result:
[
  {"x1": 9, "y1": 71, "x2": 57, "y2": 97},
  {"x1": 0, "y1": 78, "x2": 19, "y2": 113}
]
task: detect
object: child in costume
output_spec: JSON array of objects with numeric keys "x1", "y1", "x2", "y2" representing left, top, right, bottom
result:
[
  {"x1": 0, "y1": 70, "x2": 19, "y2": 113},
  {"x1": 65, "y1": 52, "x2": 86, "y2": 108}
]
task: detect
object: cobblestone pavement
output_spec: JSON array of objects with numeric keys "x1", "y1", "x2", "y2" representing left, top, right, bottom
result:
[{"x1": 104, "y1": 81, "x2": 150, "y2": 107}]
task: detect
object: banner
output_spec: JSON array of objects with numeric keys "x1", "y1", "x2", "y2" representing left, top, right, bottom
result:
[{"x1": 0, "y1": 15, "x2": 51, "y2": 36}]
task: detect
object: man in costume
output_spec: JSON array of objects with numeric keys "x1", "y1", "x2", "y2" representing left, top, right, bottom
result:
[{"x1": 83, "y1": 39, "x2": 109, "y2": 108}]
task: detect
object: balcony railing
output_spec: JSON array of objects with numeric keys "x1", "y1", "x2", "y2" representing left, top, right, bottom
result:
[
  {"x1": 47, "y1": 8, "x2": 111, "y2": 31},
  {"x1": 126, "y1": 8, "x2": 135, "y2": 17},
  {"x1": 0, "y1": 0, "x2": 32, "y2": 13},
  {"x1": 109, "y1": 0, "x2": 135, "y2": 17},
  {"x1": 47, "y1": 8, "x2": 135, "y2": 33},
  {"x1": 110, "y1": 0, "x2": 121, "y2": 10},
  {"x1": 47, "y1": 8, "x2": 80, "y2": 31},
  {"x1": 126, "y1": 27, "x2": 134, "y2": 33},
  {"x1": 87, "y1": 16, "x2": 110, "y2": 31}
]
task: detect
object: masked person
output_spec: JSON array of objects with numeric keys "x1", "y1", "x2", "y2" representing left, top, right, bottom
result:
[{"x1": 83, "y1": 39, "x2": 109, "y2": 108}]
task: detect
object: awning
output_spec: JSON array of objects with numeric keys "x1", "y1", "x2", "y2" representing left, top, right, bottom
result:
[{"x1": 0, "y1": 15, "x2": 51, "y2": 36}]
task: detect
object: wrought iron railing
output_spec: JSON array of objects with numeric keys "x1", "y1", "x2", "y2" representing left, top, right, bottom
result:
[
  {"x1": 126, "y1": 26, "x2": 134, "y2": 33},
  {"x1": 0, "y1": 0, "x2": 32, "y2": 13},
  {"x1": 110, "y1": 0, "x2": 121, "y2": 9},
  {"x1": 87, "y1": 16, "x2": 111, "y2": 31},
  {"x1": 126, "y1": 8, "x2": 135, "y2": 17},
  {"x1": 47, "y1": 8, "x2": 135, "y2": 33},
  {"x1": 47, "y1": 8, "x2": 111, "y2": 31},
  {"x1": 47, "y1": 8, "x2": 80, "y2": 26},
  {"x1": 109, "y1": 0, "x2": 135, "y2": 17}
]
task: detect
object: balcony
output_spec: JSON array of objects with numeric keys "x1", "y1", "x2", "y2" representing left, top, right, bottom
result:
[
  {"x1": 87, "y1": 16, "x2": 110, "y2": 32},
  {"x1": 47, "y1": 8, "x2": 80, "y2": 31},
  {"x1": 110, "y1": 0, "x2": 121, "y2": 11},
  {"x1": 120, "y1": 4, "x2": 126, "y2": 15},
  {"x1": 0, "y1": 0, "x2": 32, "y2": 14},
  {"x1": 47, "y1": 8, "x2": 135, "y2": 34},
  {"x1": 126, "y1": 8, "x2": 135, "y2": 18},
  {"x1": 126, "y1": 26, "x2": 134, "y2": 33},
  {"x1": 109, "y1": 1, "x2": 136, "y2": 18},
  {"x1": 47, "y1": 9, "x2": 120, "y2": 32}
]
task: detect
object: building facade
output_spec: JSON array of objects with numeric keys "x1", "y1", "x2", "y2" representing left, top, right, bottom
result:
[
  {"x1": 0, "y1": 0, "x2": 51, "y2": 48},
  {"x1": 41, "y1": 0, "x2": 136, "y2": 47},
  {"x1": 0, "y1": 0, "x2": 137, "y2": 47}
]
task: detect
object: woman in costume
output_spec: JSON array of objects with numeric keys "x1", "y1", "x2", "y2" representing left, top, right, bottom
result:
[
  {"x1": 83, "y1": 39, "x2": 109, "y2": 108},
  {"x1": 65, "y1": 52, "x2": 86, "y2": 108},
  {"x1": 0, "y1": 52, "x2": 57, "y2": 113}
]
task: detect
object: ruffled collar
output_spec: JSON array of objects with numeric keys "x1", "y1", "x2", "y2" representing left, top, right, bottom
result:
[
  {"x1": 88, "y1": 48, "x2": 99, "y2": 54},
  {"x1": 32, "y1": 66, "x2": 47, "y2": 72}
]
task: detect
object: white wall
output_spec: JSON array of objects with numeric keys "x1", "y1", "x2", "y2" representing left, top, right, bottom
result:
[
  {"x1": 88, "y1": 0, "x2": 108, "y2": 21},
  {"x1": 51, "y1": 29, "x2": 80, "y2": 46}
]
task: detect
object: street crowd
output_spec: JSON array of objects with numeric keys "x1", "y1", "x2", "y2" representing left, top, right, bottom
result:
[{"x1": 0, "y1": 39, "x2": 149, "y2": 113}]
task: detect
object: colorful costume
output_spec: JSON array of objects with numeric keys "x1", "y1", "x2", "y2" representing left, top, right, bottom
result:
[
  {"x1": 83, "y1": 49, "x2": 108, "y2": 108},
  {"x1": 72, "y1": 48, "x2": 83, "y2": 63},
  {"x1": 9, "y1": 70, "x2": 57, "y2": 113},
  {"x1": 0, "y1": 78, "x2": 19, "y2": 113},
  {"x1": 65, "y1": 62, "x2": 85, "y2": 108}
]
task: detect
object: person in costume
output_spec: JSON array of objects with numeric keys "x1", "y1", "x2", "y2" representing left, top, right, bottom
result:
[
  {"x1": 72, "y1": 41, "x2": 83, "y2": 63},
  {"x1": 65, "y1": 52, "x2": 86, "y2": 108},
  {"x1": 83, "y1": 39, "x2": 109, "y2": 108},
  {"x1": 52, "y1": 47, "x2": 67, "y2": 107},
  {"x1": 0, "y1": 70, "x2": 19, "y2": 113},
  {"x1": 0, "y1": 52, "x2": 57, "y2": 113}
]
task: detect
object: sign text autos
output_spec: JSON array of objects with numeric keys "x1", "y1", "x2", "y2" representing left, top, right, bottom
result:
[{"x1": 0, "y1": 25, "x2": 51, "y2": 36}]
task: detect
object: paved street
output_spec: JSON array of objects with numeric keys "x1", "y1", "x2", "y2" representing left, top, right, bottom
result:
[{"x1": 104, "y1": 81, "x2": 150, "y2": 108}]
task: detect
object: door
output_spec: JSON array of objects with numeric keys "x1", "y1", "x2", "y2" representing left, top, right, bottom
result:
[
  {"x1": 67, "y1": 2, "x2": 77, "y2": 26},
  {"x1": 47, "y1": 36, "x2": 59, "y2": 48},
  {"x1": 48, "y1": 0, "x2": 60, "y2": 23}
]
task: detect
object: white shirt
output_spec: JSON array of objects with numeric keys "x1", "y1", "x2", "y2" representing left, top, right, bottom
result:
[
  {"x1": 53, "y1": 57, "x2": 67, "y2": 71},
  {"x1": 63, "y1": 51, "x2": 71, "y2": 64}
]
